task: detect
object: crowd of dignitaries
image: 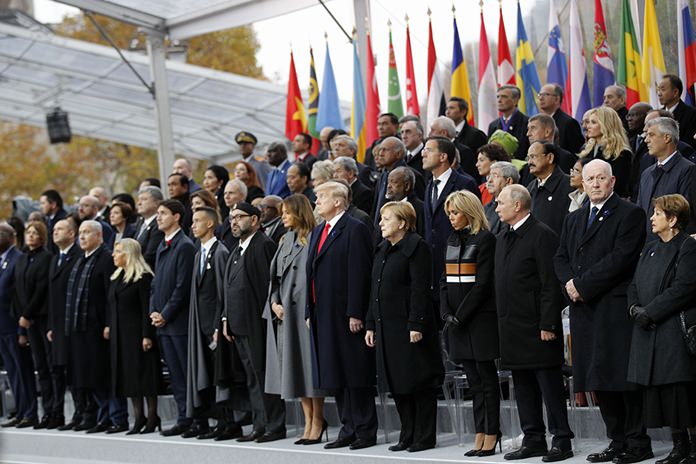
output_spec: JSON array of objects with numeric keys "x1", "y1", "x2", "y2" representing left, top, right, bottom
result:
[{"x1": 2, "y1": 73, "x2": 696, "y2": 463}]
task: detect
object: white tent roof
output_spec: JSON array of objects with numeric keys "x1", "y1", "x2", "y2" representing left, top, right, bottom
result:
[
  {"x1": 0, "y1": 22, "x2": 348, "y2": 161},
  {"x1": 55, "y1": 0, "x2": 323, "y2": 40}
]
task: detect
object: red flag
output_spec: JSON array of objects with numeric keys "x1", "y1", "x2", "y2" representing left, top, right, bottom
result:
[
  {"x1": 497, "y1": 5, "x2": 515, "y2": 86},
  {"x1": 426, "y1": 16, "x2": 445, "y2": 131},
  {"x1": 478, "y1": 11, "x2": 497, "y2": 131},
  {"x1": 285, "y1": 51, "x2": 307, "y2": 141},
  {"x1": 405, "y1": 24, "x2": 419, "y2": 115},
  {"x1": 365, "y1": 32, "x2": 381, "y2": 146}
]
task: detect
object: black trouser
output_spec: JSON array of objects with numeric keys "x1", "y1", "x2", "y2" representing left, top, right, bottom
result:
[
  {"x1": 393, "y1": 388, "x2": 438, "y2": 447},
  {"x1": 335, "y1": 387, "x2": 378, "y2": 441},
  {"x1": 512, "y1": 367, "x2": 574, "y2": 447},
  {"x1": 50, "y1": 364, "x2": 67, "y2": 418},
  {"x1": 27, "y1": 317, "x2": 53, "y2": 418},
  {"x1": 461, "y1": 359, "x2": 500, "y2": 434},
  {"x1": 595, "y1": 390, "x2": 650, "y2": 450},
  {"x1": 235, "y1": 336, "x2": 285, "y2": 434},
  {"x1": 73, "y1": 388, "x2": 98, "y2": 424}
]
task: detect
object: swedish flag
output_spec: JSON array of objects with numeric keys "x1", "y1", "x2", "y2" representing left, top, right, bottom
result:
[{"x1": 515, "y1": 2, "x2": 542, "y2": 116}]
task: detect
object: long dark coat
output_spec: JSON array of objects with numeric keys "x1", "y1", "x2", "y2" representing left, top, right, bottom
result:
[
  {"x1": 135, "y1": 217, "x2": 164, "y2": 270},
  {"x1": 527, "y1": 166, "x2": 573, "y2": 236},
  {"x1": 553, "y1": 109, "x2": 584, "y2": 155},
  {"x1": 627, "y1": 233, "x2": 696, "y2": 386},
  {"x1": 47, "y1": 243, "x2": 80, "y2": 366},
  {"x1": 13, "y1": 247, "x2": 52, "y2": 320},
  {"x1": 366, "y1": 233, "x2": 443, "y2": 394},
  {"x1": 590, "y1": 147, "x2": 633, "y2": 199},
  {"x1": 494, "y1": 216, "x2": 564, "y2": 369},
  {"x1": 108, "y1": 273, "x2": 161, "y2": 397},
  {"x1": 554, "y1": 193, "x2": 646, "y2": 391},
  {"x1": 440, "y1": 229, "x2": 499, "y2": 362},
  {"x1": 306, "y1": 213, "x2": 374, "y2": 389}
]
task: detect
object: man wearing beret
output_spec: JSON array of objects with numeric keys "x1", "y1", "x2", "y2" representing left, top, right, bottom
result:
[{"x1": 235, "y1": 131, "x2": 272, "y2": 190}]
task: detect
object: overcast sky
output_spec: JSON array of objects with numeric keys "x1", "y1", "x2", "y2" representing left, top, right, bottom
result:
[{"x1": 33, "y1": 0, "x2": 536, "y2": 108}]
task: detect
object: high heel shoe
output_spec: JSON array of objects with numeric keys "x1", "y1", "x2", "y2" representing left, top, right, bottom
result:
[
  {"x1": 126, "y1": 416, "x2": 147, "y2": 435},
  {"x1": 294, "y1": 438, "x2": 307, "y2": 445},
  {"x1": 476, "y1": 431, "x2": 502, "y2": 457},
  {"x1": 465, "y1": 433, "x2": 485, "y2": 456},
  {"x1": 140, "y1": 416, "x2": 162, "y2": 434},
  {"x1": 303, "y1": 420, "x2": 329, "y2": 445}
]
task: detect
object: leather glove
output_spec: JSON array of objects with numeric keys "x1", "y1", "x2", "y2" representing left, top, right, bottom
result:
[
  {"x1": 631, "y1": 306, "x2": 655, "y2": 330},
  {"x1": 443, "y1": 313, "x2": 461, "y2": 327}
]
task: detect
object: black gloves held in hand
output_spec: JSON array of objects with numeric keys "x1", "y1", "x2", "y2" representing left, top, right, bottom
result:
[
  {"x1": 443, "y1": 313, "x2": 461, "y2": 327},
  {"x1": 630, "y1": 305, "x2": 655, "y2": 330}
]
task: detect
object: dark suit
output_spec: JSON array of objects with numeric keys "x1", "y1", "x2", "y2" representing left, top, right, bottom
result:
[
  {"x1": 262, "y1": 217, "x2": 287, "y2": 245},
  {"x1": 46, "y1": 209, "x2": 68, "y2": 253},
  {"x1": 631, "y1": 140, "x2": 696, "y2": 200},
  {"x1": 405, "y1": 144, "x2": 425, "y2": 176},
  {"x1": 424, "y1": 169, "x2": 480, "y2": 303},
  {"x1": 216, "y1": 217, "x2": 237, "y2": 250},
  {"x1": 455, "y1": 122, "x2": 488, "y2": 156},
  {"x1": 554, "y1": 194, "x2": 650, "y2": 451},
  {"x1": 95, "y1": 218, "x2": 115, "y2": 250},
  {"x1": 150, "y1": 230, "x2": 195, "y2": 425},
  {"x1": 455, "y1": 141, "x2": 481, "y2": 184},
  {"x1": 135, "y1": 216, "x2": 163, "y2": 269},
  {"x1": 408, "y1": 194, "x2": 425, "y2": 237},
  {"x1": 527, "y1": 166, "x2": 573, "y2": 236},
  {"x1": 494, "y1": 216, "x2": 573, "y2": 449},
  {"x1": 636, "y1": 152, "x2": 696, "y2": 239},
  {"x1": 351, "y1": 179, "x2": 374, "y2": 214},
  {"x1": 552, "y1": 109, "x2": 584, "y2": 155},
  {"x1": 266, "y1": 159, "x2": 292, "y2": 198},
  {"x1": 306, "y1": 213, "x2": 377, "y2": 443},
  {"x1": 590, "y1": 147, "x2": 633, "y2": 198},
  {"x1": 670, "y1": 100, "x2": 696, "y2": 150},
  {"x1": 488, "y1": 110, "x2": 530, "y2": 160},
  {"x1": 484, "y1": 200, "x2": 504, "y2": 236},
  {"x1": 372, "y1": 161, "x2": 425, "y2": 225}
]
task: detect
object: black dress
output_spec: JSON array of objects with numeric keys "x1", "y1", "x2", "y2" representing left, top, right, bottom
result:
[
  {"x1": 245, "y1": 185, "x2": 264, "y2": 204},
  {"x1": 108, "y1": 273, "x2": 162, "y2": 397},
  {"x1": 627, "y1": 233, "x2": 696, "y2": 428}
]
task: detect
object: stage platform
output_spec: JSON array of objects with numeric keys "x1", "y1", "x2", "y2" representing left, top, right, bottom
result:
[{"x1": 0, "y1": 425, "x2": 673, "y2": 464}]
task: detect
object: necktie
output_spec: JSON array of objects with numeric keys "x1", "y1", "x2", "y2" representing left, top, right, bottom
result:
[
  {"x1": 431, "y1": 179, "x2": 441, "y2": 211},
  {"x1": 58, "y1": 252, "x2": 66, "y2": 267},
  {"x1": 317, "y1": 223, "x2": 331, "y2": 253},
  {"x1": 165, "y1": 239, "x2": 172, "y2": 248},
  {"x1": 586, "y1": 206, "x2": 599, "y2": 231},
  {"x1": 199, "y1": 247, "x2": 206, "y2": 275}
]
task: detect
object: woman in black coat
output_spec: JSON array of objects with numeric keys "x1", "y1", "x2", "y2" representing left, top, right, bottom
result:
[
  {"x1": 365, "y1": 201, "x2": 444, "y2": 453},
  {"x1": 440, "y1": 190, "x2": 501, "y2": 456},
  {"x1": 14, "y1": 220, "x2": 53, "y2": 427},
  {"x1": 105, "y1": 238, "x2": 162, "y2": 434},
  {"x1": 203, "y1": 165, "x2": 230, "y2": 220},
  {"x1": 627, "y1": 194, "x2": 696, "y2": 464}
]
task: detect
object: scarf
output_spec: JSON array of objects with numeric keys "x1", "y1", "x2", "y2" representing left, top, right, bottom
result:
[{"x1": 65, "y1": 245, "x2": 103, "y2": 334}]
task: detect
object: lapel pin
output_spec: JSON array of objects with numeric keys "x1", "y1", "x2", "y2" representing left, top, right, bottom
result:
[
  {"x1": 547, "y1": 196, "x2": 553, "y2": 201},
  {"x1": 598, "y1": 217, "x2": 604, "y2": 222},
  {"x1": 1, "y1": 261, "x2": 7, "y2": 269}
]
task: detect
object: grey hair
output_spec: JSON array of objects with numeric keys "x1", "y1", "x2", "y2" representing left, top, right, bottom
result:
[
  {"x1": 333, "y1": 156, "x2": 358, "y2": 175},
  {"x1": 582, "y1": 159, "x2": 614, "y2": 178},
  {"x1": 228, "y1": 178, "x2": 248, "y2": 197},
  {"x1": 645, "y1": 117, "x2": 680, "y2": 145},
  {"x1": 332, "y1": 135, "x2": 358, "y2": 154},
  {"x1": 139, "y1": 185, "x2": 164, "y2": 201},
  {"x1": 498, "y1": 85, "x2": 521, "y2": 99},
  {"x1": 504, "y1": 184, "x2": 531, "y2": 210},
  {"x1": 605, "y1": 85, "x2": 626, "y2": 99},
  {"x1": 433, "y1": 116, "x2": 457, "y2": 138},
  {"x1": 390, "y1": 166, "x2": 416, "y2": 190},
  {"x1": 311, "y1": 160, "x2": 335, "y2": 182},
  {"x1": 79, "y1": 219, "x2": 103, "y2": 236},
  {"x1": 489, "y1": 161, "x2": 520, "y2": 184},
  {"x1": 401, "y1": 118, "x2": 424, "y2": 136}
]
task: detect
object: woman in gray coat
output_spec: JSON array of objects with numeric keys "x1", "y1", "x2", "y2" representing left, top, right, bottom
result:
[
  {"x1": 263, "y1": 194, "x2": 327, "y2": 445},
  {"x1": 627, "y1": 194, "x2": 696, "y2": 464}
]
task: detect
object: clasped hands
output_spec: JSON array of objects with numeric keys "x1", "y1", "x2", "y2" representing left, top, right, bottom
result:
[
  {"x1": 565, "y1": 280, "x2": 583, "y2": 302},
  {"x1": 629, "y1": 305, "x2": 655, "y2": 330},
  {"x1": 150, "y1": 311, "x2": 167, "y2": 328}
]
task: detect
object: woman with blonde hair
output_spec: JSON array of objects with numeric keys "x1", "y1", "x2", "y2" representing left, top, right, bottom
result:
[
  {"x1": 310, "y1": 160, "x2": 335, "y2": 187},
  {"x1": 105, "y1": 238, "x2": 161, "y2": 434},
  {"x1": 365, "y1": 201, "x2": 444, "y2": 452},
  {"x1": 578, "y1": 106, "x2": 632, "y2": 197},
  {"x1": 440, "y1": 190, "x2": 501, "y2": 456},
  {"x1": 263, "y1": 194, "x2": 328, "y2": 445}
]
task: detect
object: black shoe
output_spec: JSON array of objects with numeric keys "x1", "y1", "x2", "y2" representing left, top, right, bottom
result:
[
  {"x1": 680, "y1": 452, "x2": 696, "y2": 464},
  {"x1": 237, "y1": 429, "x2": 264, "y2": 442},
  {"x1": 477, "y1": 432, "x2": 503, "y2": 457},
  {"x1": 544, "y1": 447, "x2": 574, "y2": 462},
  {"x1": 197, "y1": 427, "x2": 221, "y2": 440},
  {"x1": 612, "y1": 448, "x2": 654, "y2": 464},
  {"x1": 15, "y1": 418, "x2": 38, "y2": 429},
  {"x1": 1, "y1": 418, "x2": 20, "y2": 428},
  {"x1": 588, "y1": 446, "x2": 626, "y2": 463},
  {"x1": 86, "y1": 422, "x2": 110, "y2": 434},
  {"x1": 141, "y1": 416, "x2": 161, "y2": 434},
  {"x1": 126, "y1": 417, "x2": 147, "y2": 435},
  {"x1": 105, "y1": 423, "x2": 129, "y2": 434},
  {"x1": 324, "y1": 436, "x2": 354, "y2": 449},
  {"x1": 57, "y1": 420, "x2": 78, "y2": 431},
  {"x1": 214, "y1": 425, "x2": 243, "y2": 441},
  {"x1": 72, "y1": 420, "x2": 97, "y2": 432},
  {"x1": 46, "y1": 415, "x2": 65, "y2": 430},
  {"x1": 657, "y1": 433, "x2": 690, "y2": 464},
  {"x1": 408, "y1": 442, "x2": 434, "y2": 452},
  {"x1": 349, "y1": 438, "x2": 377, "y2": 450},
  {"x1": 181, "y1": 424, "x2": 209, "y2": 439},
  {"x1": 33, "y1": 415, "x2": 51, "y2": 429},
  {"x1": 389, "y1": 441, "x2": 411, "y2": 452},
  {"x1": 505, "y1": 445, "x2": 549, "y2": 460},
  {"x1": 160, "y1": 423, "x2": 189, "y2": 437},
  {"x1": 303, "y1": 420, "x2": 329, "y2": 445},
  {"x1": 255, "y1": 430, "x2": 286, "y2": 443}
]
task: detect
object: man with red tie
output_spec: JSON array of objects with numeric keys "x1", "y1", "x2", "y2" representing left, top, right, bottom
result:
[{"x1": 306, "y1": 181, "x2": 377, "y2": 450}]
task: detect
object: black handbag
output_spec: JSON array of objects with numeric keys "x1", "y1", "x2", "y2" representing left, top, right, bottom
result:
[{"x1": 680, "y1": 311, "x2": 696, "y2": 356}]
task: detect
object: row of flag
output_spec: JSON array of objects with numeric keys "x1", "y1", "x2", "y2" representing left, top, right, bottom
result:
[{"x1": 285, "y1": 0, "x2": 696, "y2": 162}]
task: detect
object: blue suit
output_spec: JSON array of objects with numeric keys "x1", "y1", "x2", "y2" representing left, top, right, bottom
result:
[
  {"x1": 265, "y1": 159, "x2": 292, "y2": 198},
  {"x1": 150, "y1": 230, "x2": 195, "y2": 424}
]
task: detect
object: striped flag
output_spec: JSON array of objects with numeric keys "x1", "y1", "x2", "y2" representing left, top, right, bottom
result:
[
  {"x1": 426, "y1": 14, "x2": 445, "y2": 132},
  {"x1": 351, "y1": 36, "x2": 368, "y2": 162},
  {"x1": 678, "y1": 0, "x2": 696, "y2": 104},
  {"x1": 617, "y1": 0, "x2": 648, "y2": 106},
  {"x1": 641, "y1": 0, "x2": 666, "y2": 107},
  {"x1": 285, "y1": 51, "x2": 307, "y2": 141},
  {"x1": 515, "y1": 1, "x2": 542, "y2": 116},
  {"x1": 365, "y1": 32, "x2": 380, "y2": 146},
  {"x1": 307, "y1": 47, "x2": 321, "y2": 152},
  {"x1": 497, "y1": 4, "x2": 515, "y2": 86},
  {"x1": 404, "y1": 22, "x2": 419, "y2": 115},
  {"x1": 568, "y1": 0, "x2": 591, "y2": 121},
  {"x1": 451, "y1": 15, "x2": 475, "y2": 126},
  {"x1": 547, "y1": 0, "x2": 570, "y2": 114},
  {"x1": 593, "y1": 0, "x2": 615, "y2": 107},
  {"x1": 387, "y1": 27, "x2": 403, "y2": 118},
  {"x1": 478, "y1": 9, "x2": 497, "y2": 131}
]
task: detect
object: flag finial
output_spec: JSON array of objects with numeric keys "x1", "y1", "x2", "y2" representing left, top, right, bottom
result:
[
  {"x1": 387, "y1": 19, "x2": 392, "y2": 29},
  {"x1": 480, "y1": 0, "x2": 484, "y2": 10},
  {"x1": 405, "y1": 13, "x2": 409, "y2": 24},
  {"x1": 427, "y1": 7, "x2": 432, "y2": 18},
  {"x1": 452, "y1": 4, "x2": 456, "y2": 15},
  {"x1": 324, "y1": 32, "x2": 328, "y2": 41}
]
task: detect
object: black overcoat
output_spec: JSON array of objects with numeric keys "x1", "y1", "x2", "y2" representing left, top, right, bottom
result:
[
  {"x1": 13, "y1": 247, "x2": 52, "y2": 320},
  {"x1": 494, "y1": 216, "x2": 564, "y2": 369},
  {"x1": 47, "y1": 243, "x2": 80, "y2": 366},
  {"x1": 554, "y1": 193, "x2": 646, "y2": 391},
  {"x1": 527, "y1": 166, "x2": 573, "y2": 236},
  {"x1": 366, "y1": 233, "x2": 443, "y2": 394}
]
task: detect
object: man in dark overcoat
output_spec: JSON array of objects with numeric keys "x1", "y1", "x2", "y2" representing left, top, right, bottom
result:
[
  {"x1": 554, "y1": 159, "x2": 651, "y2": 464},
  {"x1": 135, "y1": 186, "x2": 164, "y2": 269},
  {"x1": 150, "y1": 200, "x2": 195, "y2": 436},
  {"x1": 527, "y1": 141, "x2": 573, "y2": 236},
  {"x1": 306, "y1": 181, "x2": 377, "y2": 450},
  {"x1": 221, "y1": 202, "x2": 284, "y2": 443},
  {"x1": 494, "y1": 185, "x2": 574, "y2": 462}
]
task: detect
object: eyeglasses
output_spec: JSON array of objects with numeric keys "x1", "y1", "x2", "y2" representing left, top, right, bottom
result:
[
  {"x1": 229, "y1": 213, "x2": 251, "y2": 222},
  {"x1": 538, "y1": 92, "x2": 556, "y2": 98}
]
